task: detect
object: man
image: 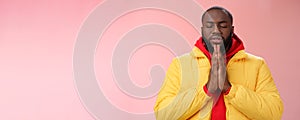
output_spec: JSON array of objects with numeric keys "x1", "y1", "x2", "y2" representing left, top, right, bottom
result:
[{"x1": 154, "y1": 6, "x2": 283, "y2": 120}]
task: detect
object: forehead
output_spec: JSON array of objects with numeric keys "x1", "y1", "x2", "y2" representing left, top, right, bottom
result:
[{"x1": 203, "y1": 9, "x2": 231, "y2": 22}]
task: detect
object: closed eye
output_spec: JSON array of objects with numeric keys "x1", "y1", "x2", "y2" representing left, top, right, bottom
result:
[
  {"x1": 205, "y1": 22, "x2": 213, "y2": 28},
  {"x1": 219, "y1": 22, "x2": 228, "y2": 28}
]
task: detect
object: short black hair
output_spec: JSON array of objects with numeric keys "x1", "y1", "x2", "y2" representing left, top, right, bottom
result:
[{"x1": 201, "y1": 6, "x2": 233, "y2": 24}]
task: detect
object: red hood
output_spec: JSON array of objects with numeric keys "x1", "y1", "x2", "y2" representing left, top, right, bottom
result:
[{"x1": 194, "y1": 33, "x2": 245, "y2": 63}]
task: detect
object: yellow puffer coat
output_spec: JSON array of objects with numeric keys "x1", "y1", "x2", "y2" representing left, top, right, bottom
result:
[{"x1": 154, "y1": 47, "x2": 283, "y2": 120}]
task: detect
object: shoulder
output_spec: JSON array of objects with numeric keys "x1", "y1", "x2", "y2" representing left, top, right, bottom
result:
[
  {"x1": 169, "y1": 53, "x2": 193, "y2": 68},
  {"x1": 175, "y1": 47, "x2": 206, "y2": 61},
  {"x1": 245, "y1": 51, "x2": 262, "y2": 59},
  {"x1": 176, "y1": 53, "x2": 193, "y2": 61},
  {"x1": 169, "y1": 49, "x2": 199, "y2": 68},
  {"x1": 243, "y1": 51, "x2": 266, "y2": 67},
  {"x1": 245, "y1": 52, "x2": 264, "y2": 61}
]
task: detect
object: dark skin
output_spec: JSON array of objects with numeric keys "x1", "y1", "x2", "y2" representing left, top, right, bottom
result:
[{"x1": 201, "y1": 9, "x2": 233, "y2": 94}]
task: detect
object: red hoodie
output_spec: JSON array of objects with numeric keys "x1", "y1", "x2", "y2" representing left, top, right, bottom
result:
[{"x1": 195, "y1": 33, "x2": 245, "y2": 120}]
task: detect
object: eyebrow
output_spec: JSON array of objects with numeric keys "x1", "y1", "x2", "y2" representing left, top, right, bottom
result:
[{"x1": 205, "y1": 20, "x2": 228, "y2": 23}]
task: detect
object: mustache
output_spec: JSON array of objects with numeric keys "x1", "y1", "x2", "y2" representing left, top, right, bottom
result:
[{"x1": 209, "y1": 35, "x2": 224, "y2": 40}]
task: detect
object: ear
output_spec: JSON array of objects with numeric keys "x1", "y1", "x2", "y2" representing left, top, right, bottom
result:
[{"x1": 231, "y1": 26, "x2": 234, "y2": 33}]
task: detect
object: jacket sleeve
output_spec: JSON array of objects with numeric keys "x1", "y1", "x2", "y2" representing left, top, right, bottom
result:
[
  {"x1": 225, "y1": 59, "x2": 284, "y2": 120},
  {"x1": 154, "y1": 58, "x2": 212, "y2": 120}
]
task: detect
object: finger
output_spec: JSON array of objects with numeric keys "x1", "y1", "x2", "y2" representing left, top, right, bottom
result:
[
  {"x1": 212, "y1": 45, "x2": 218, "y2": 66},
  {"x1": 217, "y1": 53, "x2": 223, "y2": 88},
  {"x1": 218, "y1": 55, "x2": 226, "y2": 67},
  {"x1": 215, "y1": 45, "x2": 220, "y2": 57},
  {"x1": 218, "y1": 60, "x2": 227, "y2": 89},
  {"x1": 218, "y1": 66, "x2": 223, "y2": 89},
  {"x1": 215, "y1": 45, "x2": 225, "y2": 67},
  {"x1": 209, "y1": 45, "x2": 219, "y2": 93},
  {"x1": 213, "y1": 44, "x2": 218, "y2": 55},
  {"x1": 216, "y1": 45, "x2": 220, "y2": 53}
]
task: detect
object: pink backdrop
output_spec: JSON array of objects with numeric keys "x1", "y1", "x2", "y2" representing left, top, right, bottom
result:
[{"x1": 0, "y1": 0, "x2": 299, "y2": 119}]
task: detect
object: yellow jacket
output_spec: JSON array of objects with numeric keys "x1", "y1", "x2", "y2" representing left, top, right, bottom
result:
[{"x1": 154, "y1": 47, "x2": 283, "y2": 120}]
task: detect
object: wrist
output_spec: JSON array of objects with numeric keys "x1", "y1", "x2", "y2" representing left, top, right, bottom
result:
[{"x1": 222, "y1": 83, "x2": 231, "y2": 94}]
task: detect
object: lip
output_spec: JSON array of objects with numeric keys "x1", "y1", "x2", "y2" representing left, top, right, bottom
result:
[
  {"x1": 211, "y1": 39, "x2": 222, "y2": 44},
  {"x1": 209, "y1": 36, "x2": 223, "y2": 44}
]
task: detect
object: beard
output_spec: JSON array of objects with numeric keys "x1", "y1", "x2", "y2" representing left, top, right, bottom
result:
[{"x1": 202, "y1": 32, "x2": 233, "y2": 54}]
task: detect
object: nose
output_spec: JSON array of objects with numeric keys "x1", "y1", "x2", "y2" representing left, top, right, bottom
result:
[{"x1": 212, "y1": 25, "x2": 221, "y2": 35}]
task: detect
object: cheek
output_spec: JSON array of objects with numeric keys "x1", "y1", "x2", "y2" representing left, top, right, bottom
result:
[
  {"x1": 202, "y1": 29, "x2": 212, "y2": 37},
  {"x1": 221, "y1": 30, "x2": 232, "y2": 38}
]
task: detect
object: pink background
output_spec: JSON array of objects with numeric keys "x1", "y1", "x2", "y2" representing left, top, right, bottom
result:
[{"x1": 0, "y1": 0, "x2": 299, "y2": 119}]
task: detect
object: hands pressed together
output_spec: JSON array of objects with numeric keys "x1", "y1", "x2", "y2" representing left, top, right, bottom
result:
[{"x1": 206, "y1": 44, "x2": 231, "y2": 94}]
